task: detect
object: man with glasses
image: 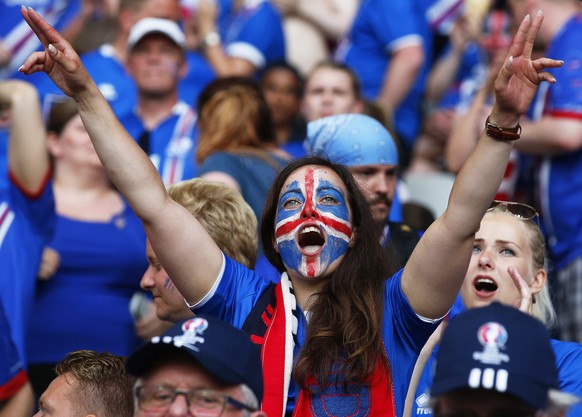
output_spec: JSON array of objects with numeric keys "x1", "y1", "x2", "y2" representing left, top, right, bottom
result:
[
  {"x1": 126, "y1": 315, "x2": 265, "y2": 417},
  {"x1": 430, "y1": 303, "x2": 579, "y2": 417}
]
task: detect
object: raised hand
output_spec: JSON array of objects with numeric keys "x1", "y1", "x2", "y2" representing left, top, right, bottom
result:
[
  {"x1": 18, "y1": 7, "x2": 93, "y2": 99},
  {"x1": 493, "y1": 10, "x2": 563, "y2": 120}
]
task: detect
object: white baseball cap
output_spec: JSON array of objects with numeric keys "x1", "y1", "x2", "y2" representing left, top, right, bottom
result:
[{"x1": 127, "y1": 18, "x2": 185, "y2": 50}]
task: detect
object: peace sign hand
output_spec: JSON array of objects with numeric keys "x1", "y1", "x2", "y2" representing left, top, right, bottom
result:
[
  {"x1": 18, "y1": 7, "x2": 94, "y2": 99},
  {"x1": 492, "y1": 10, "x2": 563, "y2": 122}
]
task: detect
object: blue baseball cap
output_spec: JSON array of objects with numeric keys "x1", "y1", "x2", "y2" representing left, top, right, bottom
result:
[
  {"x1": 126, "y1": 315, "x2": 263, "y2": 404},
  {"x1": 432, "y1": 303, "x2": 563, "y2": 410},
  {"x1": 304, "y1": 114, "x2": 398, "y2": 167}
]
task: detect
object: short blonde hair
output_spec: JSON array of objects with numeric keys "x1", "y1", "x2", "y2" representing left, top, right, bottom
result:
[{"x1": 168, "y1": 178, "x2": 258, "y2": 268}]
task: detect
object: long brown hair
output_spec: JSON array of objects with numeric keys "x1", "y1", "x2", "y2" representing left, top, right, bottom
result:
[
  {"x1": 261, "y1": 156, "x2": 391, "y2": 390},
  {"x1": 195, "y1": 77, "x2": 275, "y2": 164}
]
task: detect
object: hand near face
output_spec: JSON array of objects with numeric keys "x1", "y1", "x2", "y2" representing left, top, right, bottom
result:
[
  {"x1": 18, "y1": 7, "x2": 93, "y2": 99},
  {"x1": 507, "y1": 265, "x2": 533, "y2": 315}
]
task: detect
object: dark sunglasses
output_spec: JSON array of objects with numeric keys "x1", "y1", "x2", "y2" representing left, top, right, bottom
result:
[{"x1": 487, "y1": 200, "x2": 539, "y2": 222}]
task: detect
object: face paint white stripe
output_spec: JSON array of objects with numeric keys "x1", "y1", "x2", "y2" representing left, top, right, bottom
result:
[
  {"x1": 323, "y1": 211, "x2": 352, "y2": 228},
  {"x1": 322, "y1": 226, "x2": 351, "y2": 243},
  {"x1": 275, "y1": 211, "x2": 301, "y2": 229}
]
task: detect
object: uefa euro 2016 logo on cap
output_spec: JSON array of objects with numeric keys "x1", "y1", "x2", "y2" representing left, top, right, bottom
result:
[
  {"x1": 174, "y1": 317, "x2": 209, "y2": 350},
  {"x1": 473, "y1": 322, "x2": 510, "y2": 366},
  {"x1": 150, "y1": 317, "x2": 209, "y2": 351}
]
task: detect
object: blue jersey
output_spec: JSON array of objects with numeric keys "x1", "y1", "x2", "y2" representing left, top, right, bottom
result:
[
  {"x1": 0, "y1": 171, "x2": 55, "y2": 363},
  {"x1": 26, "y1": 201, "x2": 147, "y2": 363},
  {"x1": 220, "y1": 0, "x2": 285, "y2": 71},
  {"x1": 0, "y1": 130, "x2": 7, "y2": 191},
  {"x1": 535, "y1": 15, "x2": 582, "y2": 270},
  {"x1": 82, "y1": 45, "x2": 138, "y2": 117},
  {"x1": 120, "y1": 102, "x2": 199, "y2": 184},
  {"x1": 0, "y1": 297, "x2": 27, "y2": 402},
  {"x1": 0, "y1": 0, "x2": 80, "y2": 82},
  {"x1": 193, "y1": 255, "x2": 439, "y2": 417},
  {"x1": 179, "y1": 51, "x2": 216, "y2": 107},
  {"x1": 339, "y1": 0, "x2": 426, "y2": 146}
]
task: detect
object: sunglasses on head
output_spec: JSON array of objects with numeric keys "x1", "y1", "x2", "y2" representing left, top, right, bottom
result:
[{"x1": 487, "y1": 200, "x2": 539, "y2": 222}]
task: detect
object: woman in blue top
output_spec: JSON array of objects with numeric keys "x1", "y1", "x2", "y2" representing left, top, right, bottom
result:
[
  {"x1": 23, "y1": 97, "x2": 149, "y2": 397},
  {"x1": 411, "y1": 201, "x2": 582, "y2": 417},
  {"x1": 18, "y1": 7, "x2": 562, "y2": 417}
]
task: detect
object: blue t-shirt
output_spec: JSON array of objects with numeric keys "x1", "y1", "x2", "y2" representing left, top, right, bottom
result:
[
  {"x1": 0, "y1": 130, "x2": 7, "y2": 191},
  {"x1": 535, "y1": 15, "x2": 582, "y2": 270},
  {"x1": 179, "y1": 51, "x2": 216, "y2": 107},
  {"x1": 220, "y1": 0, "x2": 285, "y2": 72},
  {"x1": 0, "y1": 297, "x2": 27, "y2": 399},
  {"x1": 26, "y1": 201, "x2": 148, "y2": 363},
  {"x1": 120, "y1": 102, "x2": 199, "y2": 184},
  {"x1": 0, "y1": 172, "x2": 55, "y2": 363},
  {"x1": 194, "y1": 255, "x2": 439, "y2": 417},
  {"x1": 339, "y1": 0, "x2": 426, "y2": 146}
]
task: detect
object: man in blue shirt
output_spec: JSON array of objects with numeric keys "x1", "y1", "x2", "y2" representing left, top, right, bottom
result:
[
  {"x1": 120, "y1": 18, "x2": 198, "y2": 184},
  {"x1": 193, "y1": 0, "x2": 285, "y2": 77}
]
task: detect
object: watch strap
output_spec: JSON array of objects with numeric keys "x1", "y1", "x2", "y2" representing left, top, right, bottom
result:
[{"x1": 485, "y1": 116, "x2": 521, "y2": 141}]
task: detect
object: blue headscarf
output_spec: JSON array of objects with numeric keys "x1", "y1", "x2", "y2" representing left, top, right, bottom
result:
[{"x1": 304, "y1": 114, "x2": 399, "y2": 166}]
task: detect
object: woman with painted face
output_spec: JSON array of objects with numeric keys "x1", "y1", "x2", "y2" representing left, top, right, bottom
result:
[{"x1": 18, "y1": 7, "x2": 563, "y2": 417}]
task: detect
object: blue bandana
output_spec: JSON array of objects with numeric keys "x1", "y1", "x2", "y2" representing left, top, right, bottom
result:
[{"x1": 304, "y1": 114, "x2": 399, "y2": 166}]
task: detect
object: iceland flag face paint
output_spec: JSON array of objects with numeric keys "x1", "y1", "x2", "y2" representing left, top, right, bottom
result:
[{"x1": 275, "y1": 167, "x2": 352, "y2": 278}]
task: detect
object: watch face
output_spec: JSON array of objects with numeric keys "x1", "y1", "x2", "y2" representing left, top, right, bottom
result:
[{"x1": 203, "y1": 32, "x2": 221, "y2": 47}]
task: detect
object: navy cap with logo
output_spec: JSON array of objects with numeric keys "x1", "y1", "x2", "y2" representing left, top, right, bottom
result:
[
  {"x1": 126, "y1": 315, "x2": 263, "y2": 404},
  {"x1": 431, "y1": 303, "x2": 559, "y2": 410}
]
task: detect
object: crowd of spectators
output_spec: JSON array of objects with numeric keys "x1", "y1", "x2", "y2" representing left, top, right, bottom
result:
[{"x1": 1, "y1": 0, "x2": 582, "y2": 416}]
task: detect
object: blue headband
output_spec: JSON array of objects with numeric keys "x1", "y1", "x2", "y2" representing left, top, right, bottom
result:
[{"x1": 304, "y1": 114, "x2": 399, "y2": 166}]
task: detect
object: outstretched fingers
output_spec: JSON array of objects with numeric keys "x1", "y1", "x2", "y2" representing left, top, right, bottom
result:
[
  {"x1": 506, "y1": 13, "x2": 532, "y2": 61},
  {"x1": 532, "y1": 57, "x2": 564, "y2": 72},
  {"x1": 20, "y1": 7, "x2": 51, "y2": 48},
  {"x1": 21, "y1": 7, "x2": 69, "y2": 50},
  {"x1": 523, "y1": 10, "x2": 544, "y2": 60},
  {"x1": 19, "y1": 7, "x2": 88, "y2": 93},
  {"x1": 18, "y1": 49, "x2": 50, "y2": 75}
]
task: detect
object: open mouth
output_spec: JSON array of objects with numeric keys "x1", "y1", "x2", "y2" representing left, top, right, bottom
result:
[
  {"x1": 297, "y1": 225, "x2": 326, "y2": 255},
  {"x1": 474, "y1": 277, "x2": 498, "y2": 295}
]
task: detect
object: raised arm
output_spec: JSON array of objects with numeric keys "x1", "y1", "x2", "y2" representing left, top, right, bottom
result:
[
  {"x1": 18, "y1": 6, "x2": 223, "y2": 305},
  {"x1": 0, "y1": 80, "x2": 50, "y2": 193},
  {"x1": 401, "y1": 10, "x2": 563, "y2": 319}
]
